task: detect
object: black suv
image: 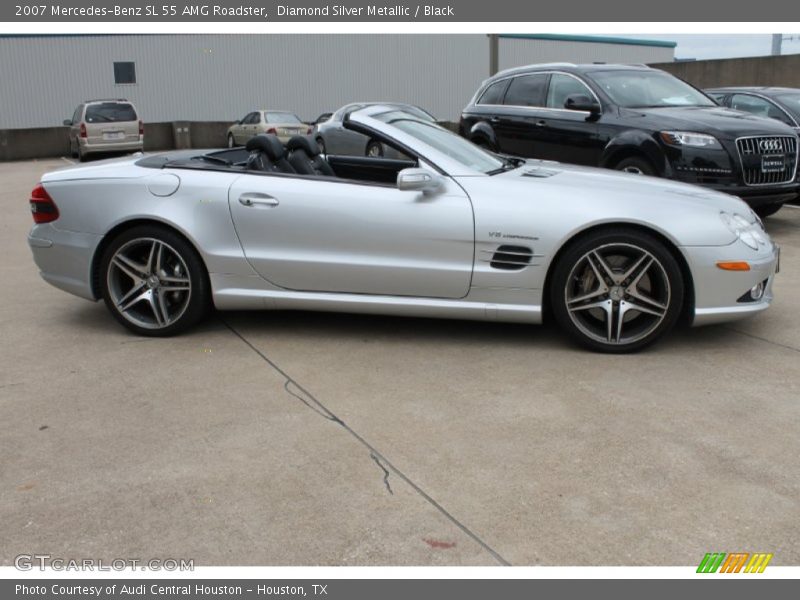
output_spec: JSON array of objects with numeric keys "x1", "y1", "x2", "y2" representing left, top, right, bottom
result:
[{"x1": 460, "y1": 63, "x2": 800, "y2": 217}]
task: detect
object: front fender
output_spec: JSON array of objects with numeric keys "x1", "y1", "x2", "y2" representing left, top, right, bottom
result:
[{"x1": 600, "y1": 130, "x2": 670, "y2": 176}]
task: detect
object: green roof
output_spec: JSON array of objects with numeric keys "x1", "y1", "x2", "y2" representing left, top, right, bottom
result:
[{"x1": 499, "y1": 34, "x2": 677, "y2": 49}]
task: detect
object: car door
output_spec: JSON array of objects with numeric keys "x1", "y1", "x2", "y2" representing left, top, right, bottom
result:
[
  {"x1": 490, "y1": 73, "x2": 550, "y2": 157},
  {"x1": 227, "y1": 171, "x2": 475, "y2": 298},
  {"x1": 536, "y1": 72, "x2": 603, "y2": 165},
  {"x1": 234, "y1": 113, "x2": 254, "y2": 144}
]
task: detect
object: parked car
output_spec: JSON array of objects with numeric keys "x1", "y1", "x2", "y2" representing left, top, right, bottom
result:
[
  {"x1": 64, "y1": 99, "x2": 143, "y2": 162},
  {"x1": 311, "y1": 112, "x2": 333, "y2": 126},
  {"x1": 706, "y1": 87, "x2": 800, "y2": 133},
  {"x1": 28, "y1": 104, "x2": 778, "y2": 353},
  {"x1": 460, "y1": 64, "x2": 800, "y2": 218},
  {"x1": 227, "y1": 110, "x2": 311, "y2": 147},
  {"x1": 315, "y1": 102, "x2": 436, "y2": 157}
]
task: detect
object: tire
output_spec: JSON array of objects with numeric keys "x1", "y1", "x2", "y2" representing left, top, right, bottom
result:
[
  {"x1": 77, "y1": 146, "x2": 86, "y2": 162},
  {"x1": 99, "y1": 225, "x2": 210, "y2": 337},
  {"x1": 365, "y1": 140, "x2": 384, "y2": 157},
  {"x1": 549, "y1": 228, "x2": 684, "y2": 353},
  {"x1": 754, "y1": 203, "x2": 783, "y2": 219},
  {"x1": 316, "y1": 137, "x2": 326, "y2": 154},
  {"x1": 615, "y1": 156, "x2": 655, "y2": 176},
  {"x1": 474, "y1": 138, "x2": 496, "y2": 152},
  {"x1": 227, "y1": 134, "x2": 235, "y2": 148}
]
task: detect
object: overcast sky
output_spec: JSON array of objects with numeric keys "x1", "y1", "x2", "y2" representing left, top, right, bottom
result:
[{"x1": 616, "y1": 34, "x2": 800, "y2": 60}]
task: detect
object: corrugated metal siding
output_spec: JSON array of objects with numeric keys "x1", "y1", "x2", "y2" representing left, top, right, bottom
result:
[
  {"x1": 0, "y1": 34, "x2": 488, "y2": 127},
  {"x1": 0, "y1": 34, "x2": 674, "y2": 129},
  {"x1": 498, "y1": 37, "x2": 674, "y2": 71}
]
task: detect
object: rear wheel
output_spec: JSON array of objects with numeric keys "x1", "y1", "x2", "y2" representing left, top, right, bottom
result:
[
  {"x1": 550, "y1": 229, "x2": 684, "y2": 353},
  {"x1": 615, "y1": 156, "x2": 655, "y2": 176},
  {"x1": 366, "y1": 140, "x2": 384, "y2": 157},
  {"x1": 100, "y1": 225, "x2": 210, "y2": 336},
  {"x1": 754, "y1": 203, "x2": 784, "y2": 219}
]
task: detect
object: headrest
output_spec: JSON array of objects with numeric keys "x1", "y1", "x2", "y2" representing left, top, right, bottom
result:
[
  {"x1": 286, "y1": 135, "x2": 320, "y2": 157},
  {"x1": 245, "y1": 134, "x2": 285, "y2": 159}
]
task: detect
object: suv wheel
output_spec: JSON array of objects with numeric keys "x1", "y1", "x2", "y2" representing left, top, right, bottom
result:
[
  {"x1": 754, "y1": 203, "x2": 784, "y2": 219},
  {"x1": 550, "y1": 228, "x2": 684, "y2": 353},
  {"x1": 615, "y1": 157, "x2": 655, "y2": 176}
]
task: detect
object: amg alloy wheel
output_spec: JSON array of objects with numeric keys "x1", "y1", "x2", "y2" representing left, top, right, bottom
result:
[
  {"x1": 100, "y1": 226, "x2": 209, "y2": 336},
  {"x1": 551, "y1": 230, "x2": 684, "y2": 353}
]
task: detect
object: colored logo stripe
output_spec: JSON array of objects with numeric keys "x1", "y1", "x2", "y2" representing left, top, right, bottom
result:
[{"x1": 697, "y1": 552, "x2": 773, "y2": 573}]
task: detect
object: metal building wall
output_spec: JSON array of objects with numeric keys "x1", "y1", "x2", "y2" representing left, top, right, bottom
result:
[
  {"x1": 0, "y1": 34, "x2": 489, "y2": 128},
  {"x1": 498, "y1": 37, "x2": 675, "y2": 71},
  {"x1": 0, "y1": 34, "x2": 674, "y2": 129}
]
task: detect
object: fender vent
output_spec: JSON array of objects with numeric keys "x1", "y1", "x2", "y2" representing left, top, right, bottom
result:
[{"x1": 488, "y1": 245, "x2": 533, "y2": 270}]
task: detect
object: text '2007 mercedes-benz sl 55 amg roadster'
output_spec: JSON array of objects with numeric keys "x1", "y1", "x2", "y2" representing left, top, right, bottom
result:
[{"x1": 28, "y1": 104, "x2": 780, "y2": 353}]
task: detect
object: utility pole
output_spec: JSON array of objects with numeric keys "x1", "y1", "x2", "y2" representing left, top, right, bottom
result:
[
  {"x1": 489, "y1": 34, "x2": 499, "y2": 76},
  {"x1": 771, "y1": 33, "x2": 782, "y2": 56}
]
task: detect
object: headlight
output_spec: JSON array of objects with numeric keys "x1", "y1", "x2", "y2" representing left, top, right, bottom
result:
[
  {"x1": 659, "y1": 131, "x2": 722, "y2": 149},
  {"x1": 720, "y1": 211, "x2": 769, "y2": 250}
]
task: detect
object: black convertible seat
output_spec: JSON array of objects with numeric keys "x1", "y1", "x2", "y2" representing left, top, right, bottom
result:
[
  {"x1": 245, "y1": 134, "x2": 295, "y2": 174},
  {"x1": 286, "y1": 135, "x2": 336, "y2": 177}
]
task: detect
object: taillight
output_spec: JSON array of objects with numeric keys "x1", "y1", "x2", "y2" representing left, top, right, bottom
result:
[
  {"x1": 79, "y1": 122, "x2": 87, "y2": 138},
  {"x1": 306, "y1": 127, "x2": 313, "y2": 135},
  {"x1": 139, "y1": 119, "x2": 144, "y2": 136},
  {"x1": 266, "y1": 128, "x2": 277, "y2": 135},
  {"x1": 30, "y1": 184, "x2": 59, "y2": 224}
]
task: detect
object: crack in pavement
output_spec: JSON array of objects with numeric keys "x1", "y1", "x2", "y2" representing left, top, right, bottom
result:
[
  {"x1": 724, "y1": 326, "x2": 800, "y2": 354},
  {"x1": 370, "y1": 452, "x2": 394, "y2": 495},
  {"x1": 219, "y1": 315, "x2": 510, "y2": 566}
]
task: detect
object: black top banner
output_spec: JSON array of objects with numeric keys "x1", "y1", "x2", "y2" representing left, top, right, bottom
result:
[{"x1": 3, "y1": 0, "x2": 800, "y2": 22}]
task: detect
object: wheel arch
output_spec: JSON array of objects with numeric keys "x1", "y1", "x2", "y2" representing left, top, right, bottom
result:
[
  {"x1": 90, "y1": 218, "x2": 210, "y2": 300},
  {"x1": 600, "y1": 131, "x2": 668, "y2": 176},
  {"x1": 541, "y1": 222, "x2": 695, "y2": 326},
  {"x1": 468, "y1": 121, "x2": 498, "y2": 150}
]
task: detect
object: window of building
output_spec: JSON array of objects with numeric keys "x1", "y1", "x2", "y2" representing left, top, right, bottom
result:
[{"x1": 113, "y1": 62, "x2": 136, "y2": 85}]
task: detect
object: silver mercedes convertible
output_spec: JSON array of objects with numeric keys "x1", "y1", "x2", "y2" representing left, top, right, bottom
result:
[{"x1": 28, "y1": 104, "x2": 779, "y2": 352}]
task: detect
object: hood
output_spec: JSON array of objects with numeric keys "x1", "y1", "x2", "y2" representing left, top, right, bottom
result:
[
  {"x1": 455, "y1": 159, "x2": 753, "y2": 247},
  {"x1": 622, "y1": 105, "x2": 798, "y2": 139}
]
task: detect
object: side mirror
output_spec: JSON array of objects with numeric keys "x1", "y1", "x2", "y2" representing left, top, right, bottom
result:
[
  {"x1": 235, "y1": 119, "x2": 242, "y2": 125},
  {"x1": 397, "y1": 168, "x2": 442, "y2": 193},
  {"x1": 63, "y1": 119, "x2": 72, "y2": 126},
  {"x1": 564, "y1": 94, "x2": 601, "y2": 116}
]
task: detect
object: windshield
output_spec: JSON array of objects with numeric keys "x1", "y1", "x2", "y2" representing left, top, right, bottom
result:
[
  {"x1": 775, "y1": 93, "x2": 800, "y2": 120},
  {"x1": 587, "y1": 70, "x2": 716, "y2": 109},
  {"x1": 265, "y1": 112, "x2": 302, "y2": 124},
  {"x1": 372, "y1": 110, "x2": 504, "y2": 174}
]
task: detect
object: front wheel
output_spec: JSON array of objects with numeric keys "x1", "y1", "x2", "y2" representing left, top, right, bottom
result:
[
  {"x1": 100, "y1": 225, "x2": 210, "y2": 336},
  {"x1": 227, "y1": 134, "x2": 235, "y2": 148},
  {"x1": 615, "y1": 156, "x2": 655, "y2": 176},
  {"x1": 753, "y1": 203, "x2": 784, "y2": 219},
  {"x1": 549, "y1": 229, "x2": 684, "y2": 353}
]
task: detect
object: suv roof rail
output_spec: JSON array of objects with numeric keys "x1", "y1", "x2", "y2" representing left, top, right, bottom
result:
[{"x1": 492, "y1": 62, "x2": 578, "y2": 78}]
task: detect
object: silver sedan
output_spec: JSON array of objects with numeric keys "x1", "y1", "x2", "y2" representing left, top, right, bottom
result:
[
  {"x1": 28, "y1": 104, "x2": 779, "y2": 352},
  {"x1": 315, "y1": 102, "x2": 436, "y2": 158}
]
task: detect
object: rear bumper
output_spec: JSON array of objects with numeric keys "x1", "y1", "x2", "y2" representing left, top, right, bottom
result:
[
  {"x1": 28, "y1": 224, "x2": 101, "y2": 301},
  {"x1": 686, "y1": 241, "x2": 779, "y2": 327},
  {"x1": 80, "y1": 138, "x2": 143, "y2": 155}
]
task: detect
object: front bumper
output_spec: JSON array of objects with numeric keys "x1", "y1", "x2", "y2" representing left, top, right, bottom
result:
[
  {"x1": 685, "y1": 240, "x2": 779, "y2": 327},
  {"x1": 28, "y1": 224, "x2": 102, "y2": 301}
]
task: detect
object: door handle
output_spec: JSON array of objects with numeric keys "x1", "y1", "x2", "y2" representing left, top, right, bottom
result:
[
  {"x1": 535, "y1": 120, "x2": 547, "y2": 127},
  {"x1": 239, "y1": 193, "x2": 279, "y2": 207}
]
